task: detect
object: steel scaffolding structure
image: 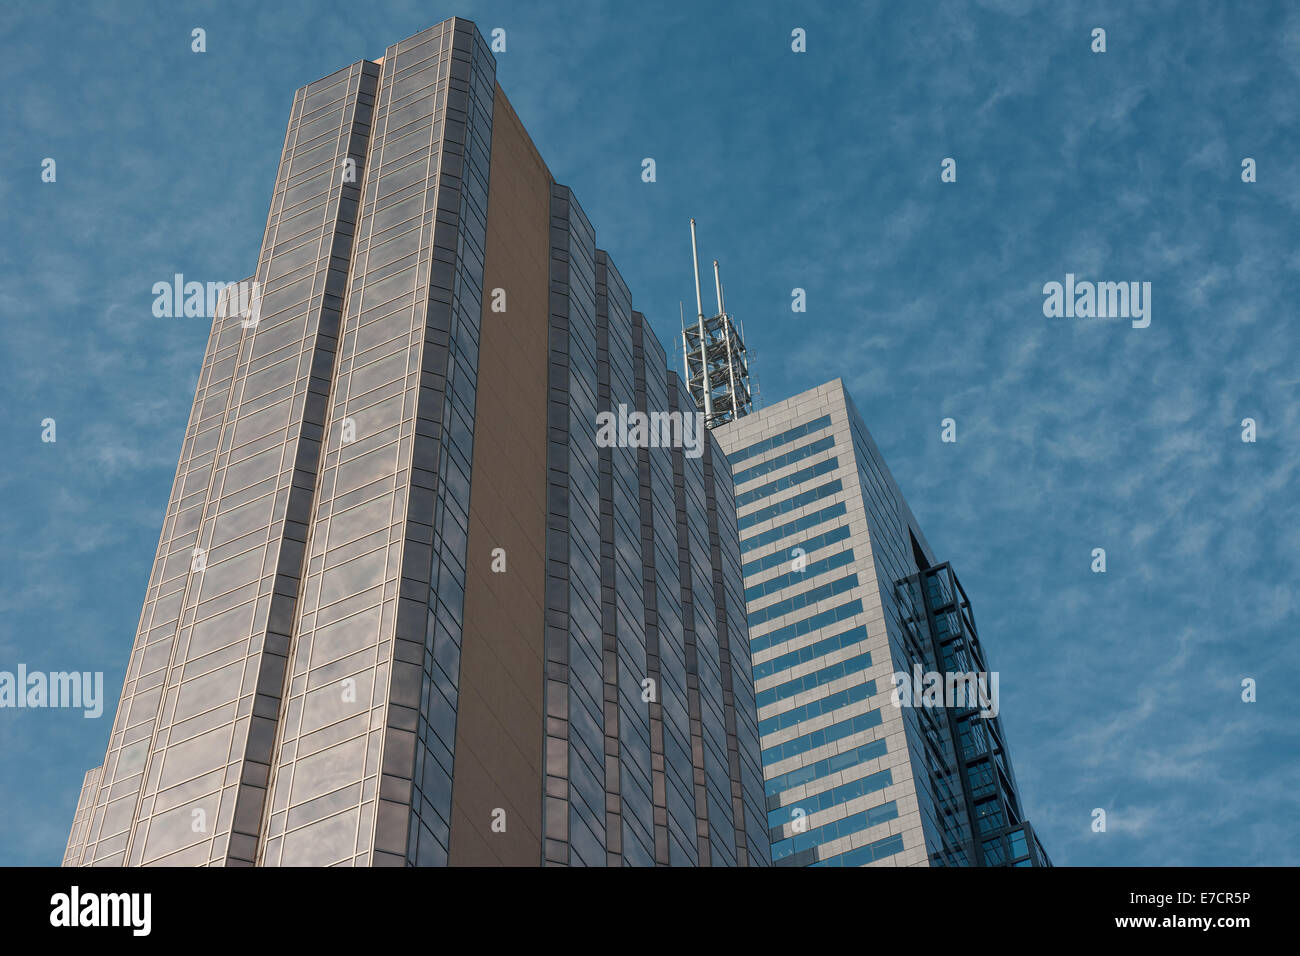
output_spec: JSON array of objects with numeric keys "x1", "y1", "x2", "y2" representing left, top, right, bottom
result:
[{"x1": 681, "y1": 218, "x2": 753, "y2": 429}]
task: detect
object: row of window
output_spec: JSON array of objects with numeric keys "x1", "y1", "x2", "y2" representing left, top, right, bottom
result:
[
  {"x1": 738, "y1": 478, "x2": 842, "y2": 532},
  {"x1": 742, "y1": 525, "x2": 850, "y2": 577},
  {"x1": 744, "y1": 549, "x2": 855, "y2": 603},
  {"x1": 761, "y1": 706, "x2": 882, "y2": 765},
  {"x1": 748, "y1": 573, "x2": 858, "y2": 628},
  {"x1": 769, "y1": 767, "x2": 893, "y2": 829},
  {"x1": 759, "y1": 679, "x2": 877, "y2": 738},
  {"x1": 727, "y1": 414, "x2": 833, "y2": 467},
  {"x1": 750, "y1": 599, "x2": 862, "y2": 657},
  {"x1": 764, "y1": 737, "x2": 887, "y2": 797},
  {"x1": 733, "y1": 435, "x2": 836, "y2": 486},
  {"x1": 810, "y1": 831, "x2": 905, "y2": 867},
  {"x1": 757, "y1": 650, "x2": 874, "y2": 709},
  {"x1": 754, "y1": 623, "x2": 868, "y2": 684},
  {"x1": 735, "y1": 456, "x2": 839, "y2": 509},
  {"x1": 771, "y1": 799, "x2": 899, "y2": 861},
  {"x1": 740, "y1": 502, "x2": 847, "y2": 554}
]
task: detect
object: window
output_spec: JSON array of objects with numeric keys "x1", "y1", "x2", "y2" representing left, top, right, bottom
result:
[
  {"x1": 740, "y1": 502, "x2": 847, "y2": 553},
  {"x1": 727, "y1": 414, "x2": 832, "y2": 467},
  {"x1": 735, "y1": 457, "x2": 838, "y2": 509},
  {"x1": 742, "y1": 525, "x2": 850, "y2": 576},
  {"x1": 745, "y1": 550, "x2": 855, "y2": 603},
  {"x1": 810, "y1": 831, "x2": 904, "y2": 867},
  {"x1": 760, "y1": 707, "x2": 881, "y2": 765},
  {"x1": 749, "y1": 574, "x2": 858, "y2": 628},
  {"x1": 750, "y1": 600, "x2": 863, "y2": 656},
  {"x1": 754, "y1": 624, "x2": 868, "y2": 683},
  {"x1": 757, "y1": 651, "x2": 874, "y2": 708},
  {"x1": 771, "y1": 799, "x2": 899, "y2": 861},
  {"x1": 759, "y1": 680, "x2": 877, "y2": 737},
  {"x1": 764, "y1": 737, "x2": 886, "y2": 797},
  {"x1": 737, "y1": 480, "x2": 842, "y2": 532},
  {"x1": 733, "y1": 435, "x2": 835, "y2": 486}
]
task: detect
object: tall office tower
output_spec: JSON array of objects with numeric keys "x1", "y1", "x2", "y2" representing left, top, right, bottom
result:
[
  {"x1": 713, "y1": 380, "x2": 1049, "y2": 867},
  {"x1": 64, "y1": 17, "x2": 768, "y2": 868}
]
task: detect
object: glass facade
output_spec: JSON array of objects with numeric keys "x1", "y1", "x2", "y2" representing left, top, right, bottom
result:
[
  {"x1": 72, "y1": 54, "x2": 383, "y2": 867},
  {"x1": 715, "y1": 379, "x2": 1048, "y2": 867},
  {"x1": 541, "y1": 185, "x2": 767, "y2": 866},
  {"x1": 256, "y1": 21, "x2": 499, "y2": 867},
  {"x1": 64, "y1": 18, "x2": 768, "y2": 868}
]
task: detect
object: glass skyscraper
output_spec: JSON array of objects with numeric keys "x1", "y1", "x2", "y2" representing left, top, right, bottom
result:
[
  {"x1": 714, "y1": 380, "x2": 1049, "y2": 867},
  {"x1": 63, "y1": 17, "x2": 767, "y2": 868}
]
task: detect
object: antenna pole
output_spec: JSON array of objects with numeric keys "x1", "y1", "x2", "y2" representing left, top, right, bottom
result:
[
  {"x1": 680, "y1": 302, "x2": 690, "y2": 385},
  {"x1": 690, "y1": 219, "x2": 712, "y2": 421},
  {"x1": 715, "y1": 259, "x2": 738, "y2": 422},
  {"x1": 690, "y1": 220, "x2": 705, "y2": 324}
]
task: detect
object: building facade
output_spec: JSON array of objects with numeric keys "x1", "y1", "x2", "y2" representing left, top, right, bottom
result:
[
  {"x1": 64, "y1": 17, "x2": 768, "y2": 868},
  {"x1": 713, "y1": 380, "x2": 1049, "y2": 867}
]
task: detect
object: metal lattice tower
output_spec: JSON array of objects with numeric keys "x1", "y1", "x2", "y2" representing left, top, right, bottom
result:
[{"x1": 681, "y1": 218, "x2": 753, "y2": 428}]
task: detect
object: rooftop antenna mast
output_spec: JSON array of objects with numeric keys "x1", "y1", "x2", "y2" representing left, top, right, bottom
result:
[
  {"x1": 681, "y1": 219, "x2": 753, "y2": 429},
  {"x1": 689, "y1": 219, "x2": 712, "y2": 422},
  {"x1": 680, "y1": 301, "x2": 689, "y2": 386}
]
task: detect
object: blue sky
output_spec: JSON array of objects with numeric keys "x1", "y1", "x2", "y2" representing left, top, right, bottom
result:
[{"x1": 2, "y1": 0, "x2": 1297, "y2": 866}]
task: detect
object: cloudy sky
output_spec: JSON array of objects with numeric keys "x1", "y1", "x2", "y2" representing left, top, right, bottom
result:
[{"x1": 2, "y1": 0, "x2": 1297, "y2": 865}]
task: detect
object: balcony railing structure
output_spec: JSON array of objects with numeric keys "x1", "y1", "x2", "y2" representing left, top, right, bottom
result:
[{"x1": 897, "y1": 562, "x2": 1051, "y2": 867}]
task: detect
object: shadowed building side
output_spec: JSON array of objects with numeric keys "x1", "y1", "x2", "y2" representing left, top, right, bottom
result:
[{"x1": 447, "y1": 83, "x2": 550, "y2": 866}]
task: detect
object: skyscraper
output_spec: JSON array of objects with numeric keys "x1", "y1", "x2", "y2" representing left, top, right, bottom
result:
[
  {"x1": 64, "y1": 17, "x2": 768, "y2": 868},
  {"x1": 712, "y1": 380, "x2": 1050, "y2": 866}
]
